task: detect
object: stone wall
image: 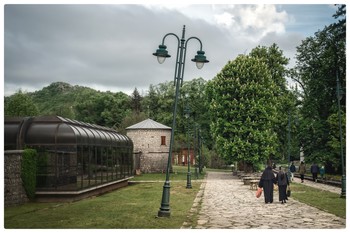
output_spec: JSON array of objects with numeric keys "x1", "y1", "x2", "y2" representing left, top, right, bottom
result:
[
  {"x1": 127, "y1": 129, "x2": 171, "y2": 173},
  {"x1": 4, "y1": 150, "x2": 29, "y2": 207}
]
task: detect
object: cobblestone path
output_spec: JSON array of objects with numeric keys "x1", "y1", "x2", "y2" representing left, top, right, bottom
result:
[{"x1": 191, "y1": 172, "x2": 345, "y2": 229}]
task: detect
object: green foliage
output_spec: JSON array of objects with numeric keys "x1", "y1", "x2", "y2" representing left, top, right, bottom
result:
[
  {"x1": 75, "y1": 89, "x2": 132, "y2": 128},
  {"x1": 29, "y1": 82, "x2": 82, "y2": 118},
  {"x1": 249, "y1": 44, "x2": 297, "y2": 161},
  {"x1": 325, "y1": 110, "x2": 346, "y2": 172},
  {"x1": 141, "y1": 78, "x2": 211, "y2": 151},
  {"x1": 131, "y1": 87, "x2": 143, "y2": 113},
  {"x1": 21, "y1": 149, "x2": 38, "y2": 199},
  {"x1": 208, "y1": 55, "x2": 280, "y2": 167},
  {"x1": 5, "y1": 90, "x2": 39, "y2": 117},
  {"x1": 294, "y1": 4, "x2": 346, "y2": 171},
  {"x1": 117, "y1": 111, "x2": 148, "y2": 135}
]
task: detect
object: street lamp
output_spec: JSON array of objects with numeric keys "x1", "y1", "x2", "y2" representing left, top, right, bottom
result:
[
  {"x1": 153, "y1": 25, "x2": 209, "y2": 217},
  {"x1": 184, "y1": 100, "x2": 192, "y2": 189},
  {"x1": 336, "y1": 72, "x2": 346, "y2": 198},
  {"x1": 287, "y1": 111, "x2": 291, "y2": 182},
  {"x1": 195, "y1": 124, "x2": 203, "y2": 174}
]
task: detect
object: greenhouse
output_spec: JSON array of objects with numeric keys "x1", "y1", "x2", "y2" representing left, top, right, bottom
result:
[{"x1": 5, "y1": 116, "x2": 133, "y2": 196}]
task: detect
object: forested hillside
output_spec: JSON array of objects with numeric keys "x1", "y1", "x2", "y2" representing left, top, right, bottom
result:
[{"x1": 30, "y1": 82, "x2": 93, "y2": 118}]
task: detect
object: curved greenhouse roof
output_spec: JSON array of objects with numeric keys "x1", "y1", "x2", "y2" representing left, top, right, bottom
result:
[{"x1": 5, "y1": 116, "x2": 132, "y2": 149}]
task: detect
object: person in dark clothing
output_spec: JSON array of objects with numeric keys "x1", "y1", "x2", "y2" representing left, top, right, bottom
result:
[
  {"x1": 299, "y1": 161, "x2": 306, "y2": 183},
  {"x1": 289, "y1": 162, "x2": 296, "y2": 182},
  {"x1": 310, "y1": 162, "x2": 319, "y2": 182},
  {"x1": 258, "y1": 166, "x2": 276, "y2": 204},
  {"x1": 276, "y1": 167, "x2": 290, "y2": 204}
]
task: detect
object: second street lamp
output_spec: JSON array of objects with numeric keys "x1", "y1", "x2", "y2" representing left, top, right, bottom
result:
[
  {"x1": 153, "y1": 25, "x2": 209, "y2": 217},
  {"x1": 184, "y1": 99, "x2": 192, "y2": 189}
]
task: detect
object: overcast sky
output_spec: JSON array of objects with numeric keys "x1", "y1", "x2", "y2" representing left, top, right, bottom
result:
[{"x1": 3, "y1": 2, "x2": 340, "y2": 96}]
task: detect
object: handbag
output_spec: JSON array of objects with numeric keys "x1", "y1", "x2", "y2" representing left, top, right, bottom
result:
[
  {"x1": 287, "y1": 186, "x2": 291, "y2": 197},
  {"x1": 256, "y1": 187, "x2": 263, "y2": 198}
]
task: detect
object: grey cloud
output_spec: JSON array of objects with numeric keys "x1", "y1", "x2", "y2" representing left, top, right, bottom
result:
[
  {"x1": 5, "y1": 4, "x2": 233, "y2": 95},
  {"x1": 5, "y1": 4, "x2": 332, "y2": 96}
]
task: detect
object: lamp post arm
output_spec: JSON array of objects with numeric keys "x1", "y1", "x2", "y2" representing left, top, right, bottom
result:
[
  {"x1": 185, "y1": 36, "x2": 203, "y2": 51},
  {"x1": 180, "y1": 37, "x2": 203, "y2": 85},
  {"x1": 161, "y1": 33, "x2": 181, "y2": 86}
]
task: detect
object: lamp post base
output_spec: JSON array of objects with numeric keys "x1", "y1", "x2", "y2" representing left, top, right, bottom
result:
[
  {"x1": 186, "y1": 172, "x2": 192, "y2": 189},
  {"x1": 158, "y1": 209, "x2": 171, "y2": 217},
  {"x1": 158, "y1": 180, "x2": 171, "y2": 217},
  {"x1": 340, "y1": 175, "x2": 346, "y2": 198}
]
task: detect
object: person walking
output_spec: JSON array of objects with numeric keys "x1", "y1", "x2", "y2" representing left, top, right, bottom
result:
[
  {"x1": 276, "y1": 167, "x2": 290, "y2": 204},
  {"x1": 320, "y1": 165, "x2": 325, "y2": 180},
  {"x1": 299, "y1": 161, "x2": 306, "y2": 183},
  {"x1": 310, "y1": 162, "x2": 319, "y2": 182},
  {"x1": 289, "y1": 162, "x2": 296, "y2": 182},
  {"x1": 258, "y1": 165, "x2": 276, "y2": 204}
]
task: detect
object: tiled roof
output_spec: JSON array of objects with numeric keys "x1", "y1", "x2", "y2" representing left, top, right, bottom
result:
[{"x1": 126, "y1": 118, "x2": 171, "y2": 130}]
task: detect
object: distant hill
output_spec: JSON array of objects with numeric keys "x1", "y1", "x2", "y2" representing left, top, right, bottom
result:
[{"x1": 27, "y1": 82, "x2": 96, "y2": 118}]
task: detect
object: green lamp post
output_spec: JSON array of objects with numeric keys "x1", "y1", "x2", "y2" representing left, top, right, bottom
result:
[
  {"x1": 184, "y1": 100, "x2": 192, "y2": 189},
  {"x1": 153, "y1": 25, "x2": 209, "y2": 217}
]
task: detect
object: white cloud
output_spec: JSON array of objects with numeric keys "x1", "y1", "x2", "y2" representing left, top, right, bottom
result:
[
  {"x1": 214, "y1": 12, "x2": 235, "y2": 28},
  {"x1": 170, "y1": 4, "x2": 291, "y2": 43},
  {"x1": 224, "y1": 5, "x2": 289, "y2": 41}
]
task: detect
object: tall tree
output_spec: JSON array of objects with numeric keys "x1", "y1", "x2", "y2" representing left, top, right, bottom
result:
[
  {"x1": 142, "y1": 84, "x2": 160, "y2": 119},
  {"x1": 208, "y1": 55, "x2": 280, "y2": 170},
  {"x1": 131, "y1": 87, "x2": 143, "y2": 113},
  {"x1": 294, "y1": 4, "x2": 346, "y2": 172},
  {"x1": 249, "y1": 44, "x2": 296, "y2": 160}
]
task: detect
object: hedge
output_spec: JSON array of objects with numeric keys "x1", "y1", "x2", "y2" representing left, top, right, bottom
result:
[{"x1": 21, "y1": 149, "x2": 37, "y2": 199}]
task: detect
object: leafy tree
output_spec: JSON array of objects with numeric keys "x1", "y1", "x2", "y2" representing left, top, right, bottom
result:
[
  {"x1": 141, "y1": 84, "x2": 160, "y2": 120},
  {"x1": 141, "y1": 81, "x2": 174, "y2": 127},
  {"x1": 294, "y1": 4, "x2": 346, "y2": 172},
  {"x1": 249, "y1": 44, "x2": 297, "y2": 161},
  {"x1": 5, "y1": 90, "x2": 39, "y2": 116},
  {"x1": 118, "y1": 111, "x2": 148, "y2": 135},
  {"x1": 179, "y1": 78, "x2": 211, "y2": 146},
  {"x1": 75, "y1": 90, "x2": 131, "y2": 128},
  {"x1": 208, "y1": 55, "x2": 280, "y2": 170},
  {"x1": 140, "y1": 78, "x2": 212, "y2": 160}
]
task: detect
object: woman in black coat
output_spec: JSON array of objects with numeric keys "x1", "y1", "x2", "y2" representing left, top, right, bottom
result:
[
  {"x1": 258, "y1": 166, "x2": 276, "y2": 204},
  {"x1": 276, "y1": 167, "x2": 290, "y2": 204}
]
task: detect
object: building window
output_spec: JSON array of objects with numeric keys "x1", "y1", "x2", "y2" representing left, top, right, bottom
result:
[{"x1": 161, "y1": 136, "x2": 166, "y2": 146}]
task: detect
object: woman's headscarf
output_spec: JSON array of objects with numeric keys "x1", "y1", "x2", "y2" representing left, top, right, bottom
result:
[{"x1": 261, "y1": 166, "x2": 275, "y2": 180}]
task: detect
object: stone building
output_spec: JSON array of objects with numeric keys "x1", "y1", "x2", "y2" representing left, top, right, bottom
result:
[{"x1": 126, "y1": 119, "x2": 171, "y2": 173}]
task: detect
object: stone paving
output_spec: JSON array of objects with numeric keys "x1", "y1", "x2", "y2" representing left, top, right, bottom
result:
[{"x1": 184, "y1": 171, "x2": 346, "y2": 229}]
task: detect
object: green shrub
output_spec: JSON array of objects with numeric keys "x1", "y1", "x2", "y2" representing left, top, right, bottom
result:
[{"x1": 21, "y1": 149, "x2": 38, "y2": 199}]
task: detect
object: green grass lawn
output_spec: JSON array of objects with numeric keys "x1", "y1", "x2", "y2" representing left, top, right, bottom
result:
[
  {"x1": 290, "y1": 182, "x2": 346, "y2": 218},
  {"x1": 131, "y1": 165, "x2": 206, "y2": 181},
  {"x1": 5, "y1": 166, "x2": 203, "y2": 229},
  {"x1": 6, "y1": 167, "x2": 343, "y2": 228}
]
